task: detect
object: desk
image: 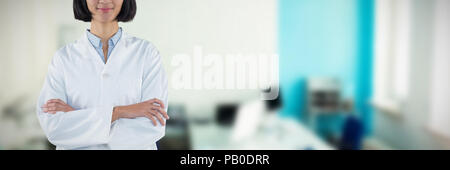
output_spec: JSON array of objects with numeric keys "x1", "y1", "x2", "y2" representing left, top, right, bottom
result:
[{"x1": 188, "y1": 116, "x2": 333, "y2": 150}]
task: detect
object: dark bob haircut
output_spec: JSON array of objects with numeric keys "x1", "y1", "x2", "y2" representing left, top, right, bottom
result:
[{"x1": 73, "y1": 0, "x2": 136, "y2": 22}]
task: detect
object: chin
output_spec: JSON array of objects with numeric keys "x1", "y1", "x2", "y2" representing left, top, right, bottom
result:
[
  {"x1": 96, "y1": 17, "x2": 116, "y2": 23},
  {"x1": 92, "y1": 13, "x2": 115, "y2": 22}
]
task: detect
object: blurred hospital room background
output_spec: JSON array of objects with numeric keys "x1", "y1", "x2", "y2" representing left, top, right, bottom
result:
[{"x1": 0, "y1": 0, "x2": 449, "y2": 150}]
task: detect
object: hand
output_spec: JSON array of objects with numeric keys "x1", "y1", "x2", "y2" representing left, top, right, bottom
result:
[
  {"x1": 113, "y1": 98, "x2": 169, "y2": 126},
  {"x1": 42, "y1": 99, "x2": 75, "y2": 114}
]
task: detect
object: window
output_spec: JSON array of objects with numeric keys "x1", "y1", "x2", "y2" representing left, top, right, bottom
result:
[
  {"x1": 428, "y1": 0, "x2": 450, "y2": 139},
  {"x1": 372, "y1": 0, "x2": 411, "y2": 115}
]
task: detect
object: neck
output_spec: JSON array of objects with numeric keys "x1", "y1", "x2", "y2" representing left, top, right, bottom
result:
[{"x1": 90, "y1": 20, "x2": 119, "y2": 43}]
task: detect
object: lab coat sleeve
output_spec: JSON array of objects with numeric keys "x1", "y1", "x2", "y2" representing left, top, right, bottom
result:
[
  {"x1": 36, "y1": 54, "x2": 113, "y2": 149},
  {"x1": 129, "y1": 44, "x2": 168, "y2": 146},
  {"x1": 107, "y1": 44, "x2": 168, "y2": 150}
]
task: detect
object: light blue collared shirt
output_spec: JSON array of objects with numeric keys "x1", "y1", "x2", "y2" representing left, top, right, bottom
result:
[{"x1": 86, "y1": 28, "x2": 122, "y2": 64}]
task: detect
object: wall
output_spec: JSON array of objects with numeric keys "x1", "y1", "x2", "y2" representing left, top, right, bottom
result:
[
  {"x1": 372, "y1": 0, "x2": 450, "y2": 149},
  {"x1": 278, "y1": 0, "x2": 374, "y2": 134},
  {"x1": 429, "y1": 0, "x2": 450, "y2": 140}
]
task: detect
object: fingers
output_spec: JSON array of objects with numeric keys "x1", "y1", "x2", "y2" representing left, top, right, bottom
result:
[
  {"x1": 42, "y1": 107, "x2": 57, "y2": 114},
  {"x1": 47, "y1": 99, "x2": 66, "y2": 105},
  {"x1": 147, "y1": 98, "x2": 165, "y2": 109},
  {"x1": 144, "y1": 113, "x2": 158, "y2": 126},
  {"x1": 42, "y1": 105, "x2": 62, "y2": 114},
  {"x1": 43, "y1": 99, "x2": 66, "y2": 107},
  {"x1": 45, "y1": 102, "x2": 59, "y2": 107},
  {"x1": 150, "y1": 105, "x2": 169, "y2": 120},
  {"x1": 42, "y1": 104, "x2": 59, "y2": 113},
  {"x1": 42, "y1": 99, "x2": 67, "y2": 114},
  {"x1": 145, "y1": 98, "x2": 169, "y2": 122},
  {"x1": 151, "y1": 111, "x2": 165, "y2": 126},
  {"x1": 42, "y1": 107, "x2": 50, "y2": 113}
]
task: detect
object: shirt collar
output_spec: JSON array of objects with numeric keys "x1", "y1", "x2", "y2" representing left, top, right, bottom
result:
[{"x1": 86, "y1": 27, "x2": 122, "y2": 48}]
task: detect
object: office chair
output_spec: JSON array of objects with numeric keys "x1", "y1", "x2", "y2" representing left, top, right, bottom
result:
[{"x1": 339, "y1": 115, "x2": 364, "y2": 150}]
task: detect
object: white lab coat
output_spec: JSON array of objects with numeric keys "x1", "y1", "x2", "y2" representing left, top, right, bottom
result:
[{"x1": 36, "y1": 31, "x2": 168, "y2": 150}]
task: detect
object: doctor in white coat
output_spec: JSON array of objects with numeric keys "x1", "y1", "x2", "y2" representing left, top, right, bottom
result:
[{"x1": 36, "y1": 0, "x2": 170, "y2": 150}]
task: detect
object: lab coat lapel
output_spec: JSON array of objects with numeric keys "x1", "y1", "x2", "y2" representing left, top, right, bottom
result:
[
  {"x1": 103, "y1": 32, "x2": 127, "y2": 68},
  {"x1": 82, "y1": 32, "x2": 105, "y2": 69},
  {"x1": 81, "y1": 30, "x2": 127, "y2": 69}
]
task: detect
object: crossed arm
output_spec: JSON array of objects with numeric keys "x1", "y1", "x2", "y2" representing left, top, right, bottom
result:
[
  {"x1": 41, "y1": 98, "x2": 169, "y2": 126},
  {"x1": 38, "y1": 45, "x2": 168, "y2": 149}
]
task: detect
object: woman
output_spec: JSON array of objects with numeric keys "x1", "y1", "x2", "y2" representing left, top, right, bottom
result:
[{"x1": 36, "y1": 0, "x2": 169, "y2": 150}]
